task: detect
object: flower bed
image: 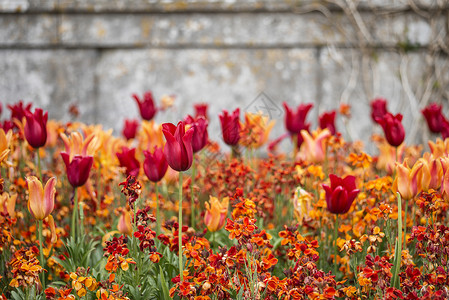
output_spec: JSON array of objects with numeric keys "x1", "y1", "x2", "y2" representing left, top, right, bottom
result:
[{"x1": 0, "y1": 96, "x2": 449, "y2": 300}]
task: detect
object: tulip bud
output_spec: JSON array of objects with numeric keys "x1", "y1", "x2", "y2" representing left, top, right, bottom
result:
[
  {"x1": 162, "y1": 121, "x2": 194, "y2": 172},
  {"x1": 133, "y1": 91, "x2": 157, "y2": 121},
  {"x1": 219, "y1": 109, "x2": 240, "y2": 146},
  {"x1": 24, "y1": 108, "x2": 48, "y2": 149},
  {"x1": 422, "y1": 103, "x2": 445, "y2": 133},
  {"x1": 370, "y1": 98, "x2": 388, "y2": 124},
  {"x1": 122, "y1": 119, "x2": 139, "y2": 140},
  {"x1": 204, "y1": 196, "x2": 229, "y2": 232},
  {"x1": 322, "y1": 174, "x2": 359, "y2": 214},
  {"x1": 143, "y1": 146, "x2": 168, "y2": 182},
  {"x1": 61, "y1": 153, "x2": 93, "y2": 188},
  {"x1": 117, "y1": 210, "x2": 132, "y2": 236},
  {"x1": 116, "y1": 147, "x2": 140, "y2": 176},
  {"x1": 319, "y1": 111, "x2": 337, "y2": 135},
  {"x1": 377, "y1": 113, "x2": 405, "y2": 147}
]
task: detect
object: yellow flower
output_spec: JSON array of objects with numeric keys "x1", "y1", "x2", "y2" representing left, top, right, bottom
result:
[
  {"x1": 204, "y1": 196, "x2": 229, "y2": 232},
  {"x1": 292, "y1": 187, "x2": 312, "y2": 222},
  {"x1": 60, "y1": 131, "x2": 100, "y2": 161},
  {"x1": 26, "y1": 176, "x2": 56, "y2": 220}
]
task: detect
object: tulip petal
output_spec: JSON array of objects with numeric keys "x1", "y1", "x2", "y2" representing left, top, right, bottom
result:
[{"x1": 43, "y1": 177, "x2": 56, "y2": 218}]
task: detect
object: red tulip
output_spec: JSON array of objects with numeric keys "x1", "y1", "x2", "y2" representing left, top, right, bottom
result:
[
  {"x1": 1, "y1": 121, "x2": 13, "y2": 133},
  {"x1": 116, "y1": 147, "x2": 140, "y2": 176},
  {"x1": 194, "y1": 103, "x2": 208, "y2": 119},
  {"x1": 422, "y1": 103, "x2": 445, "y2": 133},
  {"x1": 24, "y1": 108, "x2": 48, "y2": 148},
  {"x1": 61, "y1": 153, "x2": 93, "y2": 187},
  {"x1": 162, "y1": 121, "x2": 194, "y2": 172},
  {"x1": 143, "y1": 146, "x2": 168, "y2": 182},
  {"x1": 319, "y1": 111, "x2": 337, "y2": 135},
  {"x1": 377, "y1": 113, "x2": 405, "y2": 147},
  {"x1": 370, "y1": 98, "x2": 388, "y2": 124},
  {"x1": 122, "y1": 119, "x2": 139, "y2": 140},
  {"x1": 283, "y1": 102, "x2": 313, "y2": 135},
  {"x1": 185, "y1": 115, "x2": 209, "y2": 153},
  {"x1": 442, "y1": 119, "x2": 449, "y2": 140},
  {"x1": 322, "y1": 174, "x2": 359, "y2": 214},
  {"x1": 219, "y1": 109, "x2": 240, "y2": 146},
  {"x1": 133, "y1": 91, "x2": 157, "y2": 121},
  {"x1": 8, "y1": 101, "x2": 32, "y2": 121}
]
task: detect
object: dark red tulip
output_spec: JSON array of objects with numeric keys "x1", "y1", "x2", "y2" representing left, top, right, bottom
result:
[
  {"x1": 185, "y1": 115, "x2": 209, "y2": 153},
  {"x1": 24, "y1": 108, "x2": 48, "y2": 149},
  {"x1": 319, "y1": 111, "x2": 337, "y2": 135},
  {"x1": 322, "y1": 174, "x2": 360, "y2": 214},
  {"x1": 219, "y1": 109, "x2": 240, "y2": 146},
  {"x1": 283, "y1": 102, "x2": 313, "y2": 134},
  {"x1": 1, "y1": 120, "x2": 13, "y2": 133},
  {"x1": 116, "y1": 147, "x2": 140, "y2": 176},
  {"x1": 377, "y1": 113, "x2": 405, "y2": 147},
  {"x1": 143, "y1": 146, "x2": 168, "y2": 182},
  {"x1": 162, "y1": 121, "x2": 194, "y2": 172},
  {"x1": 422, "y1": 103, "x2": 445, "y2": 133},
  {"x1": 133, "y1": 91, "x2": 157, "y2": 121},
  {"x1": 194, "y1": 103, "x2": 208, "y2": 119},
  {"x1": 442, "y1": 119, "x2": 449, "y2": 140},
  {"x1": 8, "y1": 101, "x2": 32, "y2": 121},
  {"x1": 122, "y1": 119, "x2": 139, "y2": 140},
  {"x1": 61, "y1": 153, "x2": 94, "y2": 187},
  {"x1": 370, "y1": 98, "x2": 388, "y2": 124}
]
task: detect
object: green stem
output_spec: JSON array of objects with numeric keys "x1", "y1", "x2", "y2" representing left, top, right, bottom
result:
[
  {"x1": 178, "y1": 172, "x2": 183, "y2": 282},
  {"x1": 212, "y1": 231, "x2": 216, "y2": 250},
  {"x1": 403, "y1": 199, "x2": 408, "y2": 250},
  {"x1": 37, "y1": 149, "x2": 42, "y2": 180},
  {"x1": 334, "y1": 215, "x2": 339, "y2": 278},
  {"x1": 38, "y1": 219, "x2": 45, "y2": 289},
  {"x1": 391, "y1": 192, "x2": 403, "y2": 288},
  {"x1": 71, "y1": 188, "x2": 78, "y2": 241},
  {"x1": 79, "y1": 202, "x2": 85, "y2": 237},
  {"x1": 190, "y1": 161, "x2": 196, "y2": 229},
  {"x1": 155, "y1": 183, "x2": 160, "y2": 236}
]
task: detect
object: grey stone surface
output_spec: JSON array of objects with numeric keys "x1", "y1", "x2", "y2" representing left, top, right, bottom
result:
[
  {"x1": 0, "y1": 15, "x2": 58, "y2": 46},
  {"x1": 1, "y1": 0, "x2": 445, "y2": 13},
  {"x1": 95, "y1": 49, "x2": 317, "y2": 148},
  {"x1": 0, "y1": 50, "x2": 98, "y2": 124}
]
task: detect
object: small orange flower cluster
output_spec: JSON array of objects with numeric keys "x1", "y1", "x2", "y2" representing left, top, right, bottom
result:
[{"x1": 8, "y1": 246, "x2": 42, "y2": 289}]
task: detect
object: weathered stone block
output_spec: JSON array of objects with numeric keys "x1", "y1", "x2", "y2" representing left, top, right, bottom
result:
[
  {"x1": 0, "y1": 50, "x2": 98, "y2": 124},
  {"x1": 0, "y1": 15, "x2": 58, "y2": 46}
]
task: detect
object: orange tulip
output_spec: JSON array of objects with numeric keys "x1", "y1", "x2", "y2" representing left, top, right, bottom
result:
[
  {"x1": 298, "y1": 129, "x2": 331, "y2": 163},
  {"x1": 27, "y1": 176, "x2": 56, "y2": 220},
  {"x1": 117, "y1": 210, "x2": 132, "y2": 236},
  {"x1": 393, "y1": 160, "x2": 423, "y2": 200},
  {"x1": 428, "y1": 138, "x2": 449, "y2": 158},
  {"x1": 204, "y1": 196, "x2": 229, "y2": 232},
  {"x1": 0, "y1": 128, "x2": 12, "y2": 164},
  {"x1": 0, "y1": 192, "x2": 17, "y2": 218},
  {"x1": 418, "y1": 154, "x2": 443, "y2": 191}
]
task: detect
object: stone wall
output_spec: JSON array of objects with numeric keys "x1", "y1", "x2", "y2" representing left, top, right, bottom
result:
[{"x1": 1, "y1": 0, "x2": 448, "y2": 151}]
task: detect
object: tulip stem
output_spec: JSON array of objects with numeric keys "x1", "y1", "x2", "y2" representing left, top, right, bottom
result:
[
  {"x1": 212, "y1": 231, "x2": 216, "y2": 250},
  {"x1": 178, "y1": 171, "x2": 183, "y2": 282},
  {"x1": 333, "y1": 215, "x2": 339, "y2": 278},
  {"x1": 155, "y1": 183, "x2": 160, "y2": 236},
  {"x1": 292, "y1": 134, "x2": 298, "y2": 161},
  {"x1": 38, "y1": 219, "x2": 45, "y2": 289},
  {"x1": 37, "y1": 149, "x2": 42, "y2": 180},
  {"x1": 71, "y1": 188, "x2": 78, "y2": 241},
  {"x1": 190, "y1": 161, "x2": 196, "y2": 229},
  {"x1": 403, "y1": 199, "x2": 407, "y2": 250}
]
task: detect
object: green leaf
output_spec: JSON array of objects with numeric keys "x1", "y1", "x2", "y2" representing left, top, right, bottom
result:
[{"x1": 159, "y1": 266, "x2": 172, "y2": 300}]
